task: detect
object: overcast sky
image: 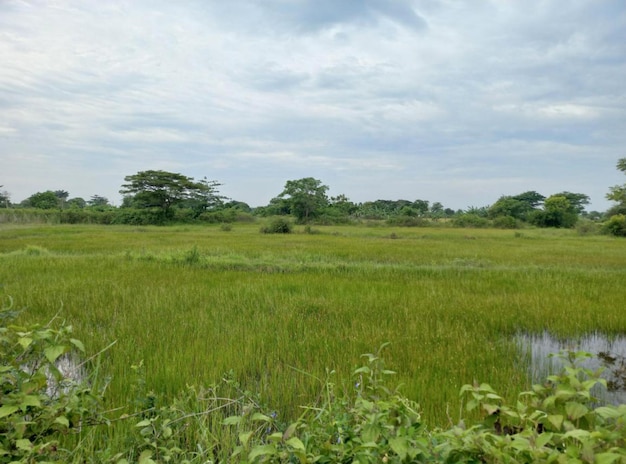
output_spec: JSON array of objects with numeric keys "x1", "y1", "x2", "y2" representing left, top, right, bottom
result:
[{"x1": 2, "y1": 0, "x2": 625, "y2": 210}]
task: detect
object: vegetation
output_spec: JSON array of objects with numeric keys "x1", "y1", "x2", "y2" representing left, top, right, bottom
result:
[
  {"x1": 5, "y1": 161, "x2": 625, "y2": 231},
  {"x1": 2, "y1": 306, "x2": 625, "y2": 462},
  {"x1": 0, "y1": 223, "x2": 625, "y2": 461}
]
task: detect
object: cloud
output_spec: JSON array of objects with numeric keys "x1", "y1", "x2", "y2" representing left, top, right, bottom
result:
[{"x1": 0, "y1": 0, "x2": 624, "y2": 210}]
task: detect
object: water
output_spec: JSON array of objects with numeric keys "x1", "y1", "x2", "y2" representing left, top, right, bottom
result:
[{"x1": 517, "y1": 332, "x2": 626, "y2": 405}]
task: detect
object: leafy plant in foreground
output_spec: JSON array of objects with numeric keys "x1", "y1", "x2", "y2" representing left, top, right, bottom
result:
[{"x1": 0, "y1": 299, "x2": 106, "y2": 463}]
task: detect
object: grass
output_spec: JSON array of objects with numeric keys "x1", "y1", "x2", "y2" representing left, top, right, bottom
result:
[{"x1": 1, "y1": 222, "x2": 625, "y2": 448}]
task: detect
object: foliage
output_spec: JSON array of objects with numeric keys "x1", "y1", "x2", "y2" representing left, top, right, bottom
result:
[
  {"x1": 88, "y1": 195, "x2": 110, "y2": 208},
  {"x1": 438, "y1": 351, "x2": 626, "y2": 463},
  {"x1": 492, "y1": 215, "x2": 519, "y2": 229},
  {"x1": 0, "y1": 188, "x2": 10, "y2": 208},
  {"x1": 453, "y1": 213, "x2": 489, "y2": 228},
  {"x1": 227, "y1": 347, "x2": 626, "y2": 464},
  {"x1": 606, "y1": 158, "x2": 626, "y2": 216},
  {"x1": 120, "y1": 170, "x2": 224, "y2": 215},
  {"x1": 0, "y1": 300, "x2": 105, "y2": 463},
  {"x1": 602, "y1": 214, "x2": 626, "y2": 237},
  {"x1": 528, "y1": 195, "x2": 578, "y2": 228},
  {"x1": 553, "y1": 191, "x2": 590, "y2": 215},
  {"x1": 260, "y1": 217, "x2": 293, "y2": 234},
  {"x1": 22, "y1": 191, "x2": 60, "y2": 210},
  {"x1": 276, "y1": 178, "x2": 329, "y2": 223}
]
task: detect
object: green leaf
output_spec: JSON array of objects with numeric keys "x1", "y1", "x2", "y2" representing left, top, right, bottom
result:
[
  {"x1": 248, "y1": 444, "x2": 277, "y2": 461},
  {"x1": 138, "y1": 450, "x2": 156, "y2": 464},
  {"x1": 239, "y1": 431, "x2": 253, "y2": 447},
  {"x1": 21, "y1": 395, "x2": 41, "y2": 408},
  {"x1": 54, "y1": 416, "x2": 70, "y2": 427},
  {"x1": 70, "y1": 338, "x2": 85, "y2": 352},
  {"x1": 251, "y1": 412, "x2": 271, "y2": 422},
  {"x1": 44, "y1": 344, "x2": 66, "y2": 363},
  {"x1": 135, "y1": 419, "x2": 152, "y2": 427},
  {"x1": 222, "y1": 415, "x2": 242, "y2": 426},
  {"x1": 285, "y1": 437, "x2": 305, "y2": 452},
  {"x1": 565, "y1": 402, "x2": 588, "y2": 420},
  {"x1": 15, "y1": 439, "x2": 32, "y2": 451},
  {"x1": 0, "y1": 405, "x2": 19, "y2": 419},
  {"x1": 563, "y1": 429, "x2": 590, "y2": 441},
  {"x1": 594, "y1": 452, "x2": 623, "y2": 464},
  {"x1": 18, "y1": 337, "x2": 33, "y2": 349},
  {"x1": 482, "y1": 403, "x2": 499, "y2": 415},
  {"x1": 547, "y1": 414, "x2": 564, "y2": 430},
  {"x1": 389, "y1": 436, "x2": 408, "y2": 459},
  {"x1": 535, "y1": 432, "x2": 553, "y2": 448},
  {"x1": 594, "y1": 406, "x2": 621, "y2": 420},
  {"x1": 282, "y1": 422, "x2": 297, "y2": 440}
]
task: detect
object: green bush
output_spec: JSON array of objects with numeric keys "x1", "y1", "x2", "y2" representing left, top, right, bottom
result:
[
  {"x1": 492, "y1": 215, "x2": 519, "y2": 229},
  {"x1": 602, "y1": 214, "x2": 626, "y2": 237},
  {"x1": 0, "y1": 301, "x2": 105, "y2": 463},
  {"x1": 452, "y1": 213, "x2": 489, "y2": 228},
  {"x1": 260, "y1": 218, "x2": 293, "y2": 234}
]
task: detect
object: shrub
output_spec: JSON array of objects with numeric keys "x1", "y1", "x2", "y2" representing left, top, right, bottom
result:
[
  {"x1": 492, "y1": 215, "x2": 519, "y2": 229},
  {"x1": 576, "y1": 218, "x2": 600, "y2": 236},
  {"x1": 386, "y1": 216, "x2": 430, "y2": 227},
  {"x1": 452, "y1": 213, "x2": 489, "y2": 228},
  {"x1": 0, "y1": 301, "x2": 105, "y2": 463},
  {"x1": 260, "y1": 218, "x2": 292, "y2": 234},
  {"x1": 602, "y1": 214, "x2": 626, "y2": 237}
]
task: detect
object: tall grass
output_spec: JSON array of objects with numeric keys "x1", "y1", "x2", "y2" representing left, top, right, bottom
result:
[{"x1": 1, "y1": 223, "x2": 625, "y2": 450}]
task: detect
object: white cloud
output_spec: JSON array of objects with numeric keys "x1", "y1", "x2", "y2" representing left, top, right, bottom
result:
[{"x1": 0, "y1": 0, "x2": 624, "y2": 210}]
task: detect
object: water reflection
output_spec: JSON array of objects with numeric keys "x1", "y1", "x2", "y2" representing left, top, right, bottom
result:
[{"x1": 517, "y1": 332, "x2": 626, "y2": 405}]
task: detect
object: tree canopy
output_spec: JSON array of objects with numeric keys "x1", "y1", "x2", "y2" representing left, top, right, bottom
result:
[
  {"x1": 120, "y1": 170, "x2": 224, "y2": 215},
  {"x1": 606, "y1": 157, "x2": 626, "y2": 216},
  {"x1": 277, "y1": 177, "x2": 329, "y2": 223}
]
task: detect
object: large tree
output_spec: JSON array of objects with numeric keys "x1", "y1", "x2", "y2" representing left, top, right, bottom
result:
[
  {"x1": 24, "y1": 191, "x2": 60, "y2": 209},
  {"x1": 528, "y1": 195, "x2": 578, "y2": 228},
  {"x1": 552, "y1": 191, "x2": 590, "y2": 215},
  {"x1": 277, "y1": 177, "x2": 329, "y2": 223},
  {"x1": 606, "y1": 158, "x2": 626, "y2": 216},
  {"x1": 0, "y1": 186, "x2": 9, "y2": 208},
  {"x1": 120, "y1": 170, "x2": 223, "y2": 215}
]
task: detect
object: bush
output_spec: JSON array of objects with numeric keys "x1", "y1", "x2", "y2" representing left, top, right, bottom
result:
[
  {"x1": 492, "y1": 215, "x2": 519, "y2": 229},
  {"x1": 386, "y1": 216, "x2": 430, "y2": 227},
  {"x1": 452, "y1": 213, "x2": 489, "y2": 228},
  {"x1": 576, "y1": 218, "x2": 600, "y2": 236},
  {"x1": 260, "y1": 217, "x2": 293, "y2": 234},
  {"x1": 602, "y1": 214, "x2": 626, "y2": 237},
  {"x1": 0, "y1": 301, "x2": 105, "y2": 462}
]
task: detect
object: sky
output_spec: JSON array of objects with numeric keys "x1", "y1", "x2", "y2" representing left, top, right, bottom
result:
[{"x1": 1, "y1": 0, "x2": 625, "y2": 211}]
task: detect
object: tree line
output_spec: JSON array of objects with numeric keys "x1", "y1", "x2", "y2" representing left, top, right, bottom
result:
[{"x1": 2, "y1": 159, "x2": 626, "y2": 235}]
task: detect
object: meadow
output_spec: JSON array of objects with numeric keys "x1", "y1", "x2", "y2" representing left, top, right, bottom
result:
[{"x1": 1, "y1": 222, "x2": 625, "y2": 450}]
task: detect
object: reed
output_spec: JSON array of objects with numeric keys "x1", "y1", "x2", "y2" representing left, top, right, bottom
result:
[{"x1": 1, "y1": 222, "x2": 625, "y2": 450}]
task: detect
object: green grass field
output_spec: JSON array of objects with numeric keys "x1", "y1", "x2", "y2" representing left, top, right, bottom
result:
[{"x1": 1, "y1": 222, "x2": 625, "y2": 436}]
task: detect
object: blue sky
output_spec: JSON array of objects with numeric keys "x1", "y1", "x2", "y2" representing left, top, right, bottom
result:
[{"x1": 1, "y1": 0, "x2": 625, "y2": 210}]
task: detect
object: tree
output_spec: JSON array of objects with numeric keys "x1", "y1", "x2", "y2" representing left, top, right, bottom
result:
[
  {"x1": 277, "y1": 177, "x2": 329, "y2": 223},
  {"x1": 67, "y1": 197, "x2": 86, "y2": 209},
  {"x1": 88, "y1": 195, "x2": 110, "y2": 207},
  {"x1": 0, "y1": 186, "x2": 10, "y2": 208},
  {"x1": 24, "y1": 191, "x2": 59, "y2": 209},
  {"x1": 54, "y1": 190, "x2": 69, "y2": 208},
  {"x1": 552, "y1": 191, "x2": 590, "y2": 215},
  {"x1": 329, "y1": 194, "x2": 357, "y2": 215},
  {"x1": 528, "y1": 195, "x2": 578, "y2": 228},
  {"x1": 512, "y1": 191, "x2": 545, "y2": 209},
  {"x1": 606, "y1": 158, "x2": 626, "y2": 216},
  {"x1": 119, "y1": 170, "x2": 223, "y2": 216}
]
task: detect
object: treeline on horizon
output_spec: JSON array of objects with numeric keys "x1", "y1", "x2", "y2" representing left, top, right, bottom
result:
[{"x1": 1, "y1": 160, "x2": 626, "y2": 236}]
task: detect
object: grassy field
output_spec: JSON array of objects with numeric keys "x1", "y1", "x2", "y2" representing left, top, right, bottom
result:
[{"x1": 1, "y1": 222, "x2": 625, "y2": 437}]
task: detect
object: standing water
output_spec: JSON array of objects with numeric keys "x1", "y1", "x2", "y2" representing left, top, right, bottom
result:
[{"x1": 516, "y1": 332, "x2": 626, "y2": 405}]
